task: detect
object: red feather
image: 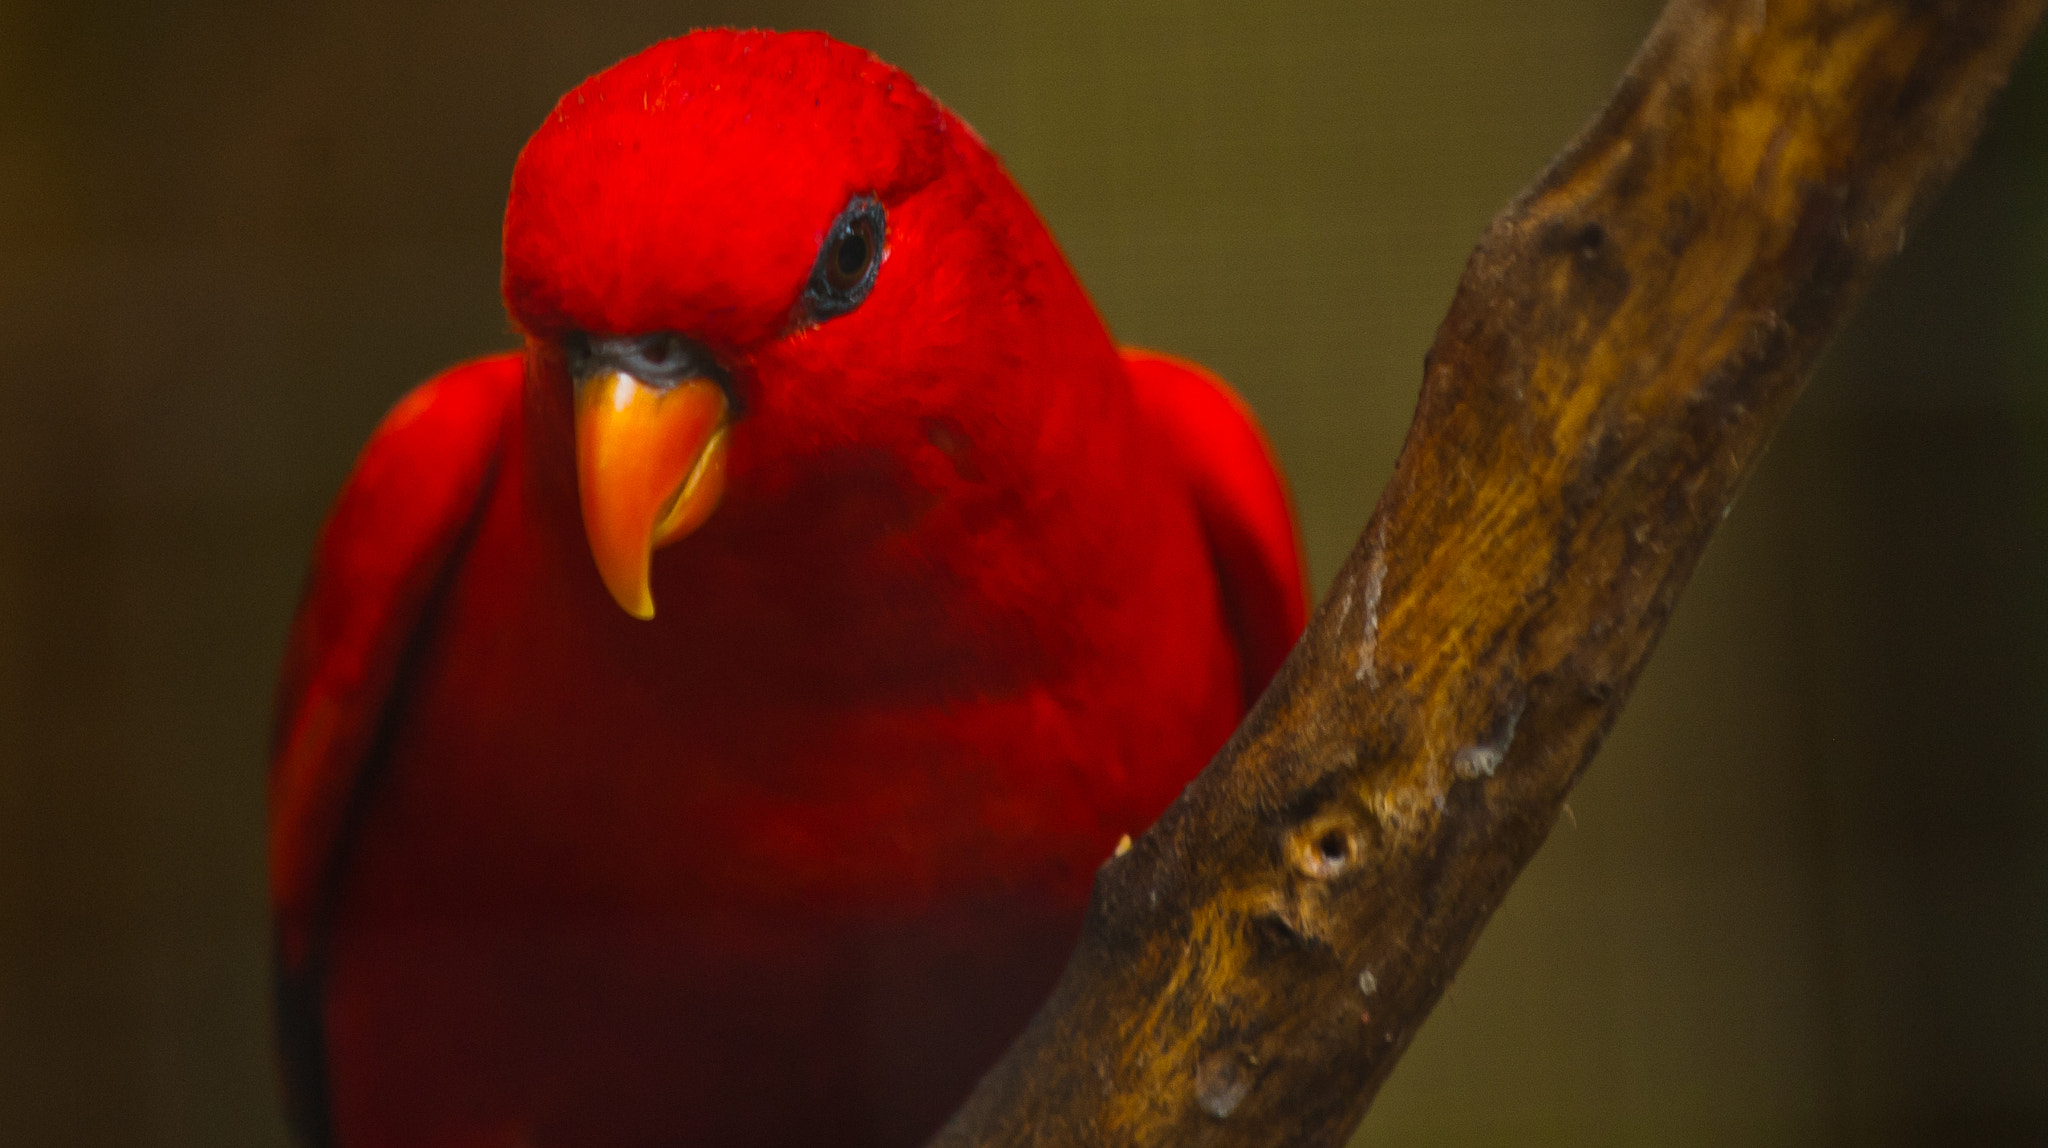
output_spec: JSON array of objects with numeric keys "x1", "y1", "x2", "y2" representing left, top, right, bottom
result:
[{"x1": 271, "y1": 30, "x2": 1306, "y2": 1147}]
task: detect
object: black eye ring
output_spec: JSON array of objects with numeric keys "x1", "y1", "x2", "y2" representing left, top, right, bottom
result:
[{"x1": 802, "y1": 196, "x2": 885, "y2": 321}]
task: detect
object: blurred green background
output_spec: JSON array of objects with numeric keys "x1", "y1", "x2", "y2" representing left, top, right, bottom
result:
[{"x1": 3, "y1": 1, "x2": 2045, "y2": 1143}]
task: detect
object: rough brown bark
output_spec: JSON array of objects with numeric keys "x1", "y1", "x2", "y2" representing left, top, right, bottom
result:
[{"x1": 931, "y1": 2, "x2": 2046, "y2": 1145}]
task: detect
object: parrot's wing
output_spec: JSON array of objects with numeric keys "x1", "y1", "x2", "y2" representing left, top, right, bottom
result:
[
  {"x1": 1121, "y1": 348, "x2": 1309, "y2": 705},
  {"x1": 266, "y1": 351, "x2": 522, "y2": 1144}
]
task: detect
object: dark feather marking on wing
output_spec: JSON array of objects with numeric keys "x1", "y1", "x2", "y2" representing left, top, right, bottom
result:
[{"x1": 273, "y1": 437, "x2": 506, "y2": 1148}]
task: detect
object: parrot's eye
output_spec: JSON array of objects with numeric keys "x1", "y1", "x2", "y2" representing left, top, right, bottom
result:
[{"x1": 803, "y1": 196, "x2": 885, "y2": 321}]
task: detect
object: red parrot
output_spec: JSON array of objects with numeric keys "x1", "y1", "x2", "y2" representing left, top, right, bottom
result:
[{"x1": 270, "y1": 29, "x2": 1305, "y2": 1148}]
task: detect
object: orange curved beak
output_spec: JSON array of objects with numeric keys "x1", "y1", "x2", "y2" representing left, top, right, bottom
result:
[{"x1": 574, "y1": 371, "x2": 731, "y2": 619}]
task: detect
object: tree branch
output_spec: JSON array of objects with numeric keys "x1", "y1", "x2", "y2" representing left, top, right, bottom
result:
[{"x1": 932, "y1": 1, "x2": 2045, "y2": 1144}]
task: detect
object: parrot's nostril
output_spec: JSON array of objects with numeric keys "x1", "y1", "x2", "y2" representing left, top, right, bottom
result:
[
  {"x1": 640, "y1": 333, "x2": 683, "y2": 368},
  {"x1": 563, "y1": 330, "x2": 593, "y2": 376},
  {"x1": 565, "y1": 331, "x2": 726, "y2": 392}
]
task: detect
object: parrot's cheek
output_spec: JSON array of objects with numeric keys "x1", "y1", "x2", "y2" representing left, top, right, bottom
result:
[{"x1": 574, "y1": 371, "x2": 731, "y2": 620}]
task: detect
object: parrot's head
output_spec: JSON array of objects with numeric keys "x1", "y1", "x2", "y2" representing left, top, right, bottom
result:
[{"x1": 501, "y1": 29, "x2": 1111, "y2": 619}]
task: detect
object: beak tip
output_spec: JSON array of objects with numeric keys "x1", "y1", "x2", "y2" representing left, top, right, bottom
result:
[{"x1": 613, "y1": 583, "x2": 657, "y2": 621}]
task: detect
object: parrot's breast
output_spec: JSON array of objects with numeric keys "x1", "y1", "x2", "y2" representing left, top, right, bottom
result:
[{"x1": 319, "y1": 402, "x2": 1244, "y2": 1147}]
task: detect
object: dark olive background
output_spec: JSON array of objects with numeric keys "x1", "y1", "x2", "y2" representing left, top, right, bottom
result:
[{"x1": 2, "y1": 2, "x2": 2044, "y2": 1144}]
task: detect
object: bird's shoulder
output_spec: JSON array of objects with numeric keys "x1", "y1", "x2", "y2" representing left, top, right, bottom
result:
[
  {"x1": 269, "y1": 351, "x2": 523, "y2": 963},
  {"x1": 1119, "y1": 347, "x2": 1308, "y2": 705}
]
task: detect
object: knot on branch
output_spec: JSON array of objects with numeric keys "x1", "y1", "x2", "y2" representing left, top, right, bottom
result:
[{"x1": 1193, "y1": 1047, "x2": 1263, "y2": 1119}]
